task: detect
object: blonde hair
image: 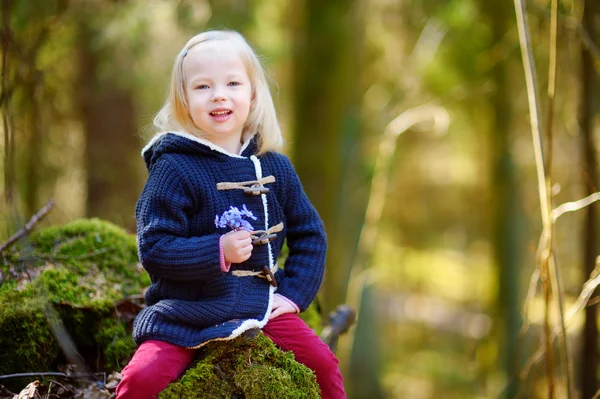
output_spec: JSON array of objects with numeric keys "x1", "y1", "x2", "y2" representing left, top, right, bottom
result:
[{"x1": 153, "y1": 30, "x2": 283, "y2": 155}]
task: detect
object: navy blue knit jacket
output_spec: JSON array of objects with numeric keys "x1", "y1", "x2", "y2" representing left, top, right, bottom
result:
[{"x1": 132, "y1": 132, "x2": 327, "y2": 348}]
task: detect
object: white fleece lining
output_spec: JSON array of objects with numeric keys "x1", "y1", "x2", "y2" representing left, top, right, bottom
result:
[
  {"x1": 250, "y1": 155, "x2": 276, "y2": 273},
  {"x1": 141, "y1": 131, "x2": 254, "y2": 159},
  {"x1": 186, "y1": 155, "x2": 276, "y2": 349}
]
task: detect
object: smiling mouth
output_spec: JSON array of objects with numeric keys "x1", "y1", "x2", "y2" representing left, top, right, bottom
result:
[{"x1": 210, "y1": 110, "x2": 232, "y2": 116}]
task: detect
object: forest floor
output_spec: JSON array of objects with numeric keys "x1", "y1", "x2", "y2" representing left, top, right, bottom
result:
[{"x1": 0, "y1": 371, "x2": 121, "y2": 399}]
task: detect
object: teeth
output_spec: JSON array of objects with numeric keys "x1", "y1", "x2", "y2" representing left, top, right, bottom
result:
[{"x1": 212, "y1": 110, "x2": 230, "y2": 115}]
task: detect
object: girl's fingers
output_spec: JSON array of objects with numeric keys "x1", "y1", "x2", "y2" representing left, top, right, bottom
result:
[
  {"x1": 241, "y1": 246, "x2": 253, "y2": 261},
  {"x1": 230, "y1": 230, "x2": 251, "y2": 239},
  {"x1": 269, "y1": 296, "x2": 288, "y2": 320},
  {"x1": 236, "y1": 245, "x2": 252, "y2": 258},
  {"x1": 235, "y1": 237, "x2": 252, "y2": 248},
  {"x1": 269, "y1": 307, "x2": 282, "y2": 320}
]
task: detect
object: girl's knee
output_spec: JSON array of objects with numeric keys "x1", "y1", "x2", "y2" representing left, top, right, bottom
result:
[
  {"x1": 117, "y1": 363, "x2": 178, "y2": 399},
  {"x1": 116, "y1": 341, "x2": 194, "y2": 399},
  {"x1": 303, "y1": 344, "x2": 340, "y2": 375},
  {"x1": 304, "y1": 348, "x2": 346, "y2": 399},
  {"x1": 124, "y1": 364, "x2": 171, "y2": 386}
]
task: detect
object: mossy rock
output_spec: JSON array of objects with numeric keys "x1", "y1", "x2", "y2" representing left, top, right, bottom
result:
[
  {"x1": 0, "y1": 218, "x2": 322, "y2": 397},
  {"x1": 159, "y1": 332, "x2": 321, "y2": 399},
  {"x1": 0, "y1": 218, "x2": 149, "y2": 377}
]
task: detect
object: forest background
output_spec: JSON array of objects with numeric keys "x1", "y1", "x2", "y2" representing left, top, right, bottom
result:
[{"x1": 2, "y1": 0, "x2": 600, "y2": 398}]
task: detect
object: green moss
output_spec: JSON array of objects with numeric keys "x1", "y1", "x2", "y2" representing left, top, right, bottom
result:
[
  {"x1": 1, "y1": 219, "x2": 323, "y2": 397},
  {"x1": 0, "y1": 219, "x2": 147, "y2": 375},
  {"x1": 95, "y1": 318, "x2": 137, "y2": 370},
  {"x1": 0, "y1": 296, "x2": 59, "y2": 375},
  {"x1": 29, "y1": 218, "x2": 137, "y2": 270},
  {"x1": 159, "y1": 333, "x2": 320, "y2": 399}
]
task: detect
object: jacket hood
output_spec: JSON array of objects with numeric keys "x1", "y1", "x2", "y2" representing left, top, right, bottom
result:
[{"x1": 141, "y1": 131, "x2": 257, "y2": 169}]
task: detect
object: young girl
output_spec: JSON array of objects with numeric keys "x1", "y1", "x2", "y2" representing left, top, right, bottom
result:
[{"x1": 115, "y1": 30, "x2": 346, "y2": 399}]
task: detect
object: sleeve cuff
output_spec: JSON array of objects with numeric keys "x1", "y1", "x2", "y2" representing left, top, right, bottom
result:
[
  {"x1": 278, "y1": 294, "x2": 300, "y2": 313},
  {"x1": 219, "y1": 235, "x2": 231, "y2": 273}
]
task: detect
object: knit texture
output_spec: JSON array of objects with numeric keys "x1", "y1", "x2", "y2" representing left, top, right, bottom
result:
[{"x1": 132, "y1": 132, "x2": 327, "y2": 348}]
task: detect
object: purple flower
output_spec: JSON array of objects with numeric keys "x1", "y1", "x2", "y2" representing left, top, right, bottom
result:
[{"x1": 215, "y1": 205, "x2": 257, "y2": 231}]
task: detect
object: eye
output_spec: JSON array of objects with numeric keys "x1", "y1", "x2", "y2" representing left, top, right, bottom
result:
[
  {"x1": 195, "y1": 84, "x2": 209, "y2": 90},
  {"x1": 228, "y1": 81, "x2": 241, "y2": 87}
]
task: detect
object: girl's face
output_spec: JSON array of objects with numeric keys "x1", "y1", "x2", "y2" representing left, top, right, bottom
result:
[{"x1": 183, "y1": 44, "x2": 252, "y2": 148}]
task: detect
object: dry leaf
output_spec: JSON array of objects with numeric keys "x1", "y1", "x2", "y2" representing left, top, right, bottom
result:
[{"x1": 17, "y1": 381, "x2": 39, "y2": 399}]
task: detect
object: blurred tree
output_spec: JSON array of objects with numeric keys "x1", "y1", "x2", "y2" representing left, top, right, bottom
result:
[
  {"x1": 291, "y1": 0, "x2": 364, "y2": 315},
  {"x1": 2, "y1": 0, "x2": 17, "y2": 214},
  {"x1": 74, "y1": 4, "x2": 144, "y2": 230},
  {"x1": 578, "y1": 0, "x2": 599, "y2": 396},
  {"x1": 480, "y1": 2, "x2": 522, "y2": 397},
  {"x1": 1, "y1": 0, "x2": 70, "y2": 224},
  {"x1": 206, "y1": 0, "x2": 252, "y2": 31},
  {"x1": 349, "y1": 284, "x2": 385, "y2": 399}
]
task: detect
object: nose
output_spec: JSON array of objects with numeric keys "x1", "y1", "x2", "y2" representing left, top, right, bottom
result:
[{"x1": 211, "y1": 87, "x2": 227, "y2": 102}]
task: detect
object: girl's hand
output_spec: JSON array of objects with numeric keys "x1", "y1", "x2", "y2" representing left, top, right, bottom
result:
[
  {"x1": 269, "y1": 294, "x2": 297, "y2": 320},
  {"x1": 222, "y1": 230, "x2": 253, "y2": 263}
]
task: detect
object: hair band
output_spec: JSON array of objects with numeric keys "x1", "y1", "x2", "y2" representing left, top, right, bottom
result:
[{"x1": 182, "y1": 49, "x2": 188, "y2": 58}]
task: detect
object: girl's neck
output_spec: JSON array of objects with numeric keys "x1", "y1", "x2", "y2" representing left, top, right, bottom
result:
[
  {"x1": 212, "y1": 135, "x2": 243, "y2": 155},
  {"x1": 187, "y1": 129, "x2": 245, "y2": 155}
]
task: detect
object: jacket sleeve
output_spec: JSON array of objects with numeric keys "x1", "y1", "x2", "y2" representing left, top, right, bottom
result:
[
  {"x1": 275, "y1": 156, "x2": 327, "y2": 312},
  {"x1": 136, "y1": 158, "x2": 222, "y2": 281}
]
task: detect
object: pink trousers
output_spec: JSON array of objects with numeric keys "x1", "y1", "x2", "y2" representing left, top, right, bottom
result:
[{"x1": 115, "y1": 313, "x2": 346, "y2": 399}]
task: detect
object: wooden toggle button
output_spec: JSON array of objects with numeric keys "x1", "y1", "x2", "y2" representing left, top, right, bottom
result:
[
  {"x1": 252, "y1": 233, "x2": 277, "y2": 245},
  {"x1": 243, "y1": 186, "x2": 269, "y2": 195},
  {"x1": 262, "y1": 266, "x2": 277, "y2": 287}
]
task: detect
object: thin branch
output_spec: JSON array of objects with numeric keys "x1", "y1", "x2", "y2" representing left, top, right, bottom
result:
[
  {"x1": 552, "y1": 192, "x2": 600, "y2": 221},
  {"x1": 0, "y1": 199, "x2": 55, "y2": 253},
  {"x1": 528, "y1": 0, "x2": 600, "y2": 67},
  {"x1": 547, "y1": 0, "x2": 573, "y2": 395},
  {"x1": 519, "y1": 267, "x2": 541, "y2": 340},
  {"x1": 0, "y1": 372, "x2": 104, "y2": 381},
  {"x1": 566, "y1": 261, "x2": 600, "y2": 320},
  {"x1": 548, "y1": 247, "x2": 573, "y2": 398},
  {"x1": 345, "y1": 104, "x2": 449, "y2": 313},
  {"x1": 518, "y1": 192, "x2": 600, "y2": 389},
  {"x1": 520, "y1": 261, "x2": 600, "y2": 378},
  {"x1": 514, "y1": 0, "x2": 549, "y2": 224},
  {"x1": 0, "y1": 372, "x2": 77, "y2": 381},
  {"x1": 576, "y1": 21, "x2": 600, "y2": 66},
  {"x1": 544, "y1": 0, "x2": 559, "y2": 393},
  {"x1": 514, "y1": 0, "x2": 563, "y2": 396},
  {"x1": 339, "y1": 103, "x2": 449, "y2": 376}
]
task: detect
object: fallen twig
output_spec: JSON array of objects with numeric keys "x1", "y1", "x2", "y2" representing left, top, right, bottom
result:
[
  {"x1": 0, "y1": 199, "x2": 55, "y2": 253},
  {"x1": 0, "y1": 372, "x2": 100, "y2": 381}
]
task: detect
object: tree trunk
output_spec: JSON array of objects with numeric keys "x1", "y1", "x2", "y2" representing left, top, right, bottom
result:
[
  {"x1": 206, "y1": 0, "x2": 252, "y2": 31},
  {"x1": 77, "y1": 22, "x2": 141, "y2": 231},
  {"x1": 23, "y1": 72, "x2": 43, "y2": 219},
  {"x1": 348, "y1": 284, "x2": 385, "y2": 399},
  {"x1": 291, "y1": 0, "x2": 362, "y2": 314},
  {"x1": 482, "y1": 3, "x2": 522, "y2": 397},
  {"x1": 1, "y1": 0, "x2": 15, "y2": 210},
  {"x1": 579, "y1": 1, "x2": 599, "y2": 397}
]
